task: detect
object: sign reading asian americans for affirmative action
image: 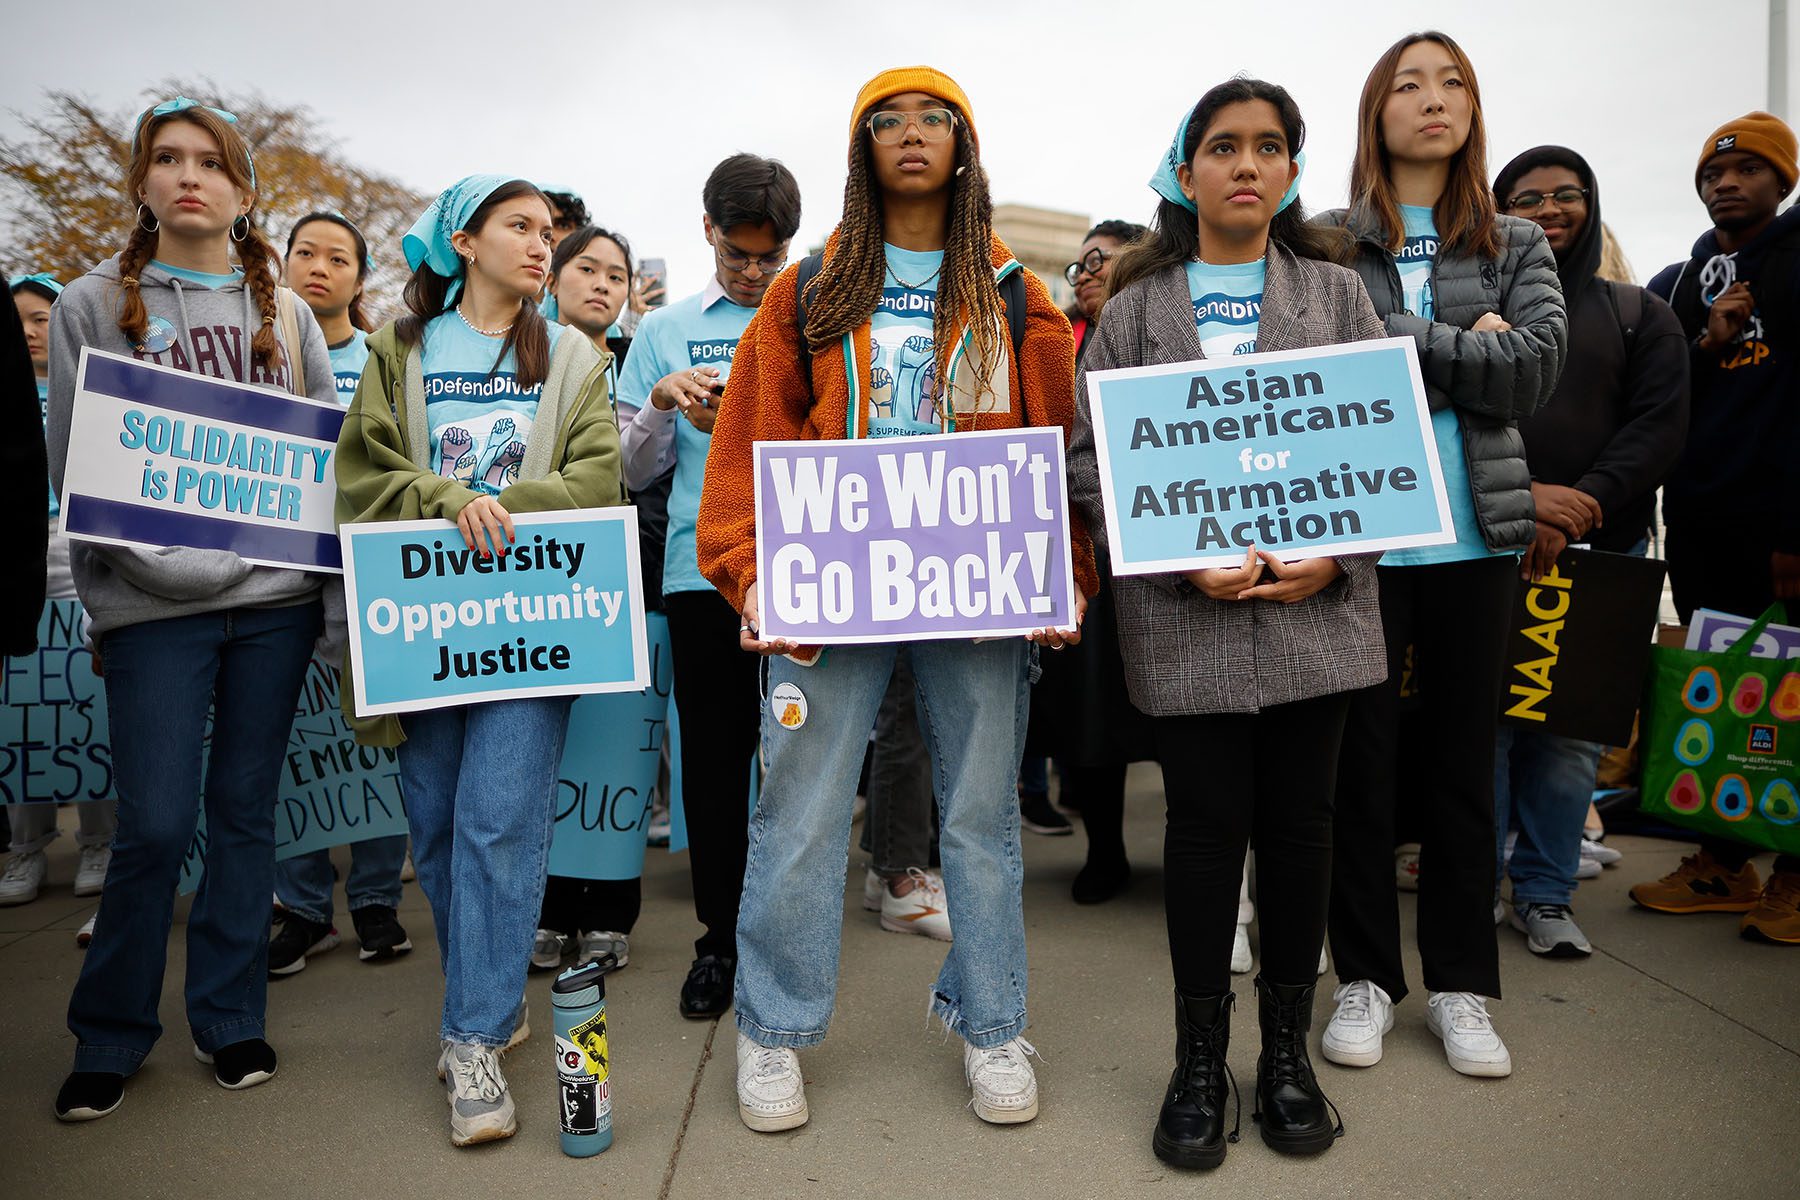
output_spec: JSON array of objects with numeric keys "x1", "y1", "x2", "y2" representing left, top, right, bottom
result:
[
  {"x1": 753, "y1": 426, "x2": 1077, "y2": 643},
  {"x1": 1085, "y1": 337, "x2": 1453, "y2": 574},
  {"x1": 342, "y1": 508, "x2": 650, "y2": 716},
  {"x1": 59, "y1": 347, "x2": 347, "y2": 572}
]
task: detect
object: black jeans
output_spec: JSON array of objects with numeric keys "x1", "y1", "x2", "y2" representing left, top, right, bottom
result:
[
  {"x1": 1331, "y1": 556, "x2": 1516, "y2": 1003},
  {"x1": 664, "y1": 590, "x2": 761, "y2": 960},
  {"x1": 1155, "y1": 693, "x2": 1349, "y2": 995}
]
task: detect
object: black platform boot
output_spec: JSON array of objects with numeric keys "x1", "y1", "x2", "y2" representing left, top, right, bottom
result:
[
  {"x1": 1152, "y1": 990, "x2": 1239, "y2": 1169},
  {"x1": 1253, "y1": 976, "x2": 1343, "y2": 1155}
]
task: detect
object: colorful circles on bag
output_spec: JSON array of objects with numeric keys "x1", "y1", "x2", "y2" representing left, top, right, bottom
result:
[
  {"x1": 1683, "y1": 667, "x2": 1723, "y2": 713},
  {"x1": 1760, "y1": 779, "x2": 1800, "y2": 826},
  {"x1": 1674, "y1": 719, "x2": 1714, "y2": 766},
  {"x1": 1772, "y1": 673, "x2": 1800, "y2": 722},
  {"x1": 1730, "y1": 673, "x2": 1767, "y2": 717},
  {"x1": 1666, "y1": 770, "x2": 1706, "y2": 814},
  {"x1": 1712, "y1": 774, "x2": 1752, "y2": 821}
]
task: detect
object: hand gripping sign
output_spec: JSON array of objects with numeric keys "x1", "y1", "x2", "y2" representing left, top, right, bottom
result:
[{"x1": 752, "y1": 427, "x2": 1078, "y2": 643}]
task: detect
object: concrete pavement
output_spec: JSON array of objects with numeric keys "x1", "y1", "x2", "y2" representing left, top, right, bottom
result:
[{"x1": 2, "y1": 766, "x2": 1796, "y2": 1199}]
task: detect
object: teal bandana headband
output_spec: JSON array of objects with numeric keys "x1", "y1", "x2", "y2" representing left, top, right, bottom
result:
[
  {"x1": 133, "y1": 97, "x2": 257, "y2": 190},
  {"x1": 9, "y1": 272, "x2": 64, "y2": 297},
  {"x1": 1149, "y1": 103, "x2": 1305, "y2": 216},
  {"x1": 402, "y1": 174, "x2": 516, "y2": 302}
]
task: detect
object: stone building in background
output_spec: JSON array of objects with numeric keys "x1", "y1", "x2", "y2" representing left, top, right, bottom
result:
[{"x1": 992, "y1": 204, "x2": 1090, "y2": 312}]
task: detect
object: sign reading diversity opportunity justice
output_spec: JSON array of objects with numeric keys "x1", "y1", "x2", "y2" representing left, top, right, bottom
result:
[
  {"x1": 753, "y1": 427, "x2": 1078, "y2": 643},
  {"x1": 60, "y1": 348, "x2": 347, "y2": 571},
  {"x1": 342, "y1": 508, "x2": 650, "y2": 716},
  {"x1": 1085, "y1": 338, "x2": 1452, "y2": 574}
]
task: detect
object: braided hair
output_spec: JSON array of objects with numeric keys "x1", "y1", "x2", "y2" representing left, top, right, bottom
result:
[
  {"x1": 803, "y1": 105, "x2": 1009, "y2": 421},
  {"x1": 117, "y1": 107, "x2": 283, "y2": 373}
]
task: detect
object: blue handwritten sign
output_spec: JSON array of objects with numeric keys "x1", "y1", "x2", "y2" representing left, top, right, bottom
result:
[
  {"x1": 2, "y1": 601, "x2": 111, "y2": 804},
  {"x1": 60, "y1": 348, "x2": 346, "y2": 571},
  {"x1": 1085, "y1": 338, "x2": 1453, "y2": 573},
  {"x1": 341, "y1": 508, "x2": 650, "y2": 716}
]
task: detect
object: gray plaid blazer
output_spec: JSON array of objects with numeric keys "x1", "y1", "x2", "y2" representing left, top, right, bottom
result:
[{"x1": 1069, "y1": 247, "x2": 1390, "y2": 716}]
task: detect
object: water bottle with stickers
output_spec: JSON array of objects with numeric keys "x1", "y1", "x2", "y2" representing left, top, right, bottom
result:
[{"x1": 552, "y1": 957, "x2": 615, "y2": 1156}]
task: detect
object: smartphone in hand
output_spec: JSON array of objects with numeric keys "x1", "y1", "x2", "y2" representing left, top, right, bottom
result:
[{"x1": 639, "y1": 257, "x2": 668, "y2": 307}]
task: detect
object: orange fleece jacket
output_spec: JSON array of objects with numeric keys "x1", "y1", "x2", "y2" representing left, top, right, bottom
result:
[{"x1": 696, "y1": 233, "x2": 1098, "y2": 611}]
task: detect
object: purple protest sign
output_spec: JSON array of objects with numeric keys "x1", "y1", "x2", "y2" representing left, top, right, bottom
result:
[{"x1": 752, "y1": 427, "x2": 1077, "y2": 643}]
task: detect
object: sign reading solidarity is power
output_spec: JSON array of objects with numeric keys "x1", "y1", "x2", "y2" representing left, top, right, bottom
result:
[
  {"x1": 1084, "y1": 338, "x2": 1452, "y2": 574},
  {"x1": 341, "y1": 508, "x2": 650, "y2": 716},
  {"x1": 752, "y1": 427, "x2": 1078, "y2": 643},
  {"x1": 60, "y1": 347, "x2": 347, "y2": 571}
]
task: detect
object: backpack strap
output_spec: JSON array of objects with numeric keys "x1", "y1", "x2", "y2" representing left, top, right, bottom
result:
[
  {"x1": 794, "y1": 251, "x2": 827, "y2": 381},
  {"x1": 1603, "y1": 279, "x2": 1647, "y2": 360}
]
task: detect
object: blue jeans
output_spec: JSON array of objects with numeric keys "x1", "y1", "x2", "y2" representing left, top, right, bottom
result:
[
  {"x1": 67, "y1": 602, "x2": 322, "y2": 1073},
  {"x1": 1494, "y1": 725, "x2": 1603, "y2": 907},
  {"x1": 274, "y1": 835, "x2": 407, "y2": 925},
  {"x1": 398, "y1": 696, "x2": 572, "y2": 1047},
  {"x1": 736, "y1": 639, "x2": 1031, "y2": 1051}
]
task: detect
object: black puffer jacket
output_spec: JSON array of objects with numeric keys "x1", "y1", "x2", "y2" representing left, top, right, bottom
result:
[{"x1": 1317, "y1": 207, "x2": 1567, "y2": 552}]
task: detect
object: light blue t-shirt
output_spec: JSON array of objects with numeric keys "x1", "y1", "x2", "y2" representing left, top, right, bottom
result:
[
  {"x1": 421, "y1": 313, "x2": 563, "y2": 497},
  {"x1": 41, "y1": 378, "x2": 58, "y2": 518},
  {"x1": 328, "y1": 329, "x2": 369, "y2": 406},
  {"x1": 151, "y1": 260, "x2": 244, "y2": 289},
  {"x1": 868, "y1": 245, "x2": 944, "y2": 437},
  {"x1": 1382, "y1": 206, "x2": 1502, "y2": 566},
  {"x1": 614, "y1": 285, "x2": 757, "y2": 596},
  {"x1": 1185, "y1": 259, "x2": 1265, "y2": 358}
]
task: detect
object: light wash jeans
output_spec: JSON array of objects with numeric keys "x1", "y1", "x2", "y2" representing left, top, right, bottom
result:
[
  {"x1": 8, "y1": 800, "x2": 116, "y2": 855},
  {"x1": 398, "y1": 696, "x2": 572, "y2": 1047},
  {"x1": 736, "y1": 639, "x2": 1031, "y2": 1051},
  {"x1": 1494, "y1": 725, "x2": 1604, "y2": 907},
  {"x1": 274, "y1": 835, "x2": 407, "y2": 925}
]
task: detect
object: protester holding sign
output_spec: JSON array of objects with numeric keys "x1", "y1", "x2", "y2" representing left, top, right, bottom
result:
[
  {"x1": 266, "y1": 213, "x2": 411, "y2": 973},
  {"x1": 43, "y1": 98, "x2": 337, "y2": 1123},
  {"x1": 1317, "y1": 32, "x2": 1566, "y2": 1080},
  {"x1": 333, "y1": 175, "x2": 622, "y2": 1146},
  {"x1": 614, "y1": 155, "x2": 801, "y2": 1021},
  {"x1": 1488, "y1": 148, "x2": 1689, "y2": 958},
  {"x1": 1071, "y1": 79, "x2": 1384, "y2": 1170},
  {"x1": 696, "y1": 65, "x2": 1094, "y2": 1135},
  {"x1": 2, "y1": 274, "x2": 119, "y2": 916},
  {"x1": 1640, "y1": 112, "x2": 1800, "y2": 941}
]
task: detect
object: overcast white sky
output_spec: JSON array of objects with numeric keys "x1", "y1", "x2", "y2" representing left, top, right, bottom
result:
[{"x1": 4, "y1": 0, "x2": 1786, "y2": 294}]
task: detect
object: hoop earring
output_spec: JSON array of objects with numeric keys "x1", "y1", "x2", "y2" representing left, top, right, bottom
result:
[
  {"x1": 136, "y1": 204, "x2": 159, "y2": 233},
  {"x1": 230, "y1": 215, "x2": 250, "y2": 243}
]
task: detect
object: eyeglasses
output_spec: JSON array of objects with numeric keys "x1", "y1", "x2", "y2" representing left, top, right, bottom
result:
[
  {"x1": 715, "y1": 240, "x2": 788, "y2": 275},
  {"x1": 1063, "y1": 247, "x2": 1117, "y2": 287},
  {"x1": 1504, "y1": 186, "x2": 1590, "y2": 213},
  {"x1": 867, "y1": 108, "x2": 957, "y2": 145}
]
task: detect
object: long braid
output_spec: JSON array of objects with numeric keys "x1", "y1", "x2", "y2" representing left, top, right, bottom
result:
[
  {"x1": 115, "y1": 222, "x2": 159, "y2": 348},
  {"x1": 803, "y1": 143, "x2": 887, "y2": 350},
  {"x1": 935, "y1": 126, "x2": 1005, "y2": 424},
  {"x1": 236, "y1": 220, "x2": 284, "y2": 374}
]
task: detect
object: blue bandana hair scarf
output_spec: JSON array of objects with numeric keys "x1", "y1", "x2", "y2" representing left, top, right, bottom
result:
[
  {"x1": 9, "y1": 272, "x2": 64, "y2": 297},
  {"x1": 133, "y1": 97, "x2": 257, "y2": 190},
  {"x1": 401, "y1": 174, "x2": 518, "y2": 304},
  {"x1": 1149, "y1": 102, "x2": 1305, "y2": 217}
]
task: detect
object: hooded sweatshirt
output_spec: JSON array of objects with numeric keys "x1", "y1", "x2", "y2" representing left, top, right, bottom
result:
[
  {"x1": 1493, "y1": 147, "x2": 1690, "y2": 553},
  {"x1": 1649, "y1": 202, "x2": 1800, "y2": 552},
  {"x1": 45, "y1": 254, "x2": 337, "y2": 635}
]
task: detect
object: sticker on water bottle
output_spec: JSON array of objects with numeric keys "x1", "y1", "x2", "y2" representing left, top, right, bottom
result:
[{"x1": 556, "y1": 1034, "x2": 599, "y2": 1136}]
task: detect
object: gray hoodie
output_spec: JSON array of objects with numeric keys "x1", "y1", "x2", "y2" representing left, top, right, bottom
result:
[{"x1": 45, "y1": 255, "x2": 340, "y2": 636}]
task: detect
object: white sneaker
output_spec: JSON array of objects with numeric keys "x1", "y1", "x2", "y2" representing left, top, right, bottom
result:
[
  {"x1": 73, "y1": 845, "x2": 111, "y2": 896},
  {"x1": 879, "y1": 868, "x2": 951, "y2": 941},
  {"x1": 530, "y1": 929, "x2": 567, "y2": 971},
  {"x1": 736, "y1": 1032, "x2": 808, "y2": 1132},
  {"x1": 76, "y1": 914, "x2": 96, "y2": 948},
  {"x1": 576, "y1": 930, "x2": 628, "y2": 970},
  {"x1": 1394, "y1": 844, "x2": 1421, "y2": 892},
  {"x1": 1574, "y1": 857, "x2": 1603, "y2": 880},
  {"x1": 861, "y1": 867, "x2": 883, "y2": 913},
  {"x1": 1317, "y1": 945, "x2": 1330, "y2": 978},
  {"x1": 1230, "y1": 922, "x2": 1253, "y2": 974},
  {"x1": 443, "y1": 1042, "x2": 517, "y2": 1146},
  {"x1": 1425, "y1": 991, "x2": 1512, "y2": 1077},
  {"x1": 0, "y1": 850, "x2": 47, "y2": 906},
  {"x1": 1322, "y1": 980, "x2": 1394, "y2": 1068},
  {"x1": 964, "y1": 1037, "x2": 1039, "y2": 1124},
  {"x1": 1580, "y1": 838, "x2": 1622, "y2": 867}
]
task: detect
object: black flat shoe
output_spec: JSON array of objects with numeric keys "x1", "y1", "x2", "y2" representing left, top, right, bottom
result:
[
  {"x1": 679, "y1": 955, "x2": 735, "y2": 1019},
  {"x1": 197, "y1": 1038, "x2": 278, "y2": 1090},
  {"x1": 1072, "y1": 856, "x2": 1131, "y2": 905},
  {"x1": 55, "y1": 1071, "x2": 125, "y2": 1122}
]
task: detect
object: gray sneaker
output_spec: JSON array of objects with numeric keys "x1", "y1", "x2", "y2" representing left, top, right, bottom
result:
[
  {"x1": 443, "y1": 1042, "x2": 517, "y2": 1146},
  {"x1": 1509, "y1": 903, "x2": 1592, "y2": 958}
]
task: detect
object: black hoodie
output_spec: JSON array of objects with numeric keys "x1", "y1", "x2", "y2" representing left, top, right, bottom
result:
[
  {"x1": 1649, "y1": 197, "x2": 1800, "y2": 553},
  {"x1": 2, "y1": 287, "x2": 48, "y2": 654},
  {"x1": 1494, "y1": 146, "x2": 1689, "y2": 553}
]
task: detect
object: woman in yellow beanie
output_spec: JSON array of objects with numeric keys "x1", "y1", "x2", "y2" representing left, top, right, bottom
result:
[{"x1": 697, "y1": 64, "x2": 1094, "y2": 1134}]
